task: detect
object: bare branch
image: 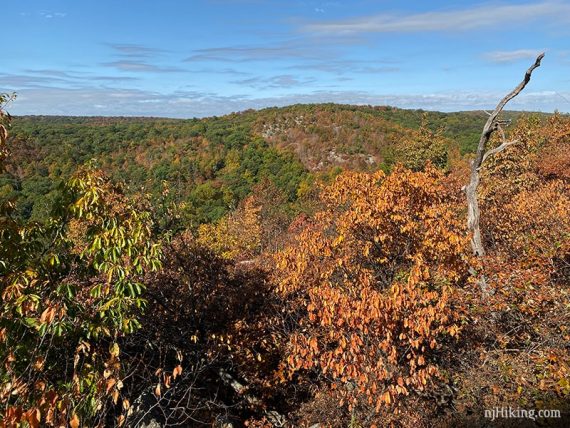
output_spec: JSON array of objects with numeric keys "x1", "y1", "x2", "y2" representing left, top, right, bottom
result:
[
  {"x1": 480, "y1": 140, "x2": 519, "y2": 167},
  {"x1": 481, "y1": 53, "x2": 544, "y2": 139},
  {"x1": 466, "y1": 53, "x2": 544, "y2": 260}
]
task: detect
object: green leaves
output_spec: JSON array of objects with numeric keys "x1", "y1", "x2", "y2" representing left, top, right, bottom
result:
[{"x1": 1, "y1": 160, "x2": 162, "y2": 425}]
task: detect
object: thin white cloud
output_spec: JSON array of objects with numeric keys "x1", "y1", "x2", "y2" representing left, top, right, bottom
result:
[
  {"x1": 289, "y1": 59, "x2": 400, "y2": 75},
  {"x1": 231, "y1": 74, "x2": 317, "y2": 89},
  {"x1": 302, "y1": 1, "x2": 570, "y2": 34},
  {"x1": 485, "y1": 49, "x2": 545, "y2": 63},
  {"x1": 0, "y1": 70, "x2": 142, "y2": 89},
  {"x1": 101, "y1": 60, "x2": 185, "y2": 73},
  {"x1": 3, "y1": 86, "x2": 569, "y2": 118},
  {"x1": 39, "y1": 11, "x2": 66, "y2": 19},
  {"x1": 185, "y1": 43, "x2": 319, "y2": 62},
  {"x1": 106, "y1": 43, "x2": 167, "y2": 57}
]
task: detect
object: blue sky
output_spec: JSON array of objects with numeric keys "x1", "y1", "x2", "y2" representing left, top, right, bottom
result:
[{"x1": 2, "y1": 0, "x2": 570, "y2": 117}]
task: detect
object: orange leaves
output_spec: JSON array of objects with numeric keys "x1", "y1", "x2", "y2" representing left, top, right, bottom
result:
[
  {"x1": 448, "y1": 325, "x2": 460, "y2": 338},
  {"x1": 33, "y1": 357, "x2": 45, "y2": 372},
  {"x1": 3, "y1": 406, "x2": 24, "y2": 427},
  {"x1": 70, "y1": 413, "x2": 80, "y2": 428},
  {"x1": 105, "y1": 378, "x2": 117, "y2": 393},
  {"x1": 275, "y1": 166, "x2": 469, "y2": 410},
  {"x1": 308, "y1": 337, "x2": 319, "y2": 352},
  {"x1": 173, "y1": 364, "x2": 183, "y2": 380},
  {"x1": 40, "y1": 306, "x2": 56, "y2": 324},
  {"x1": 20, "y1": 408, "x2": 41, "y2": 428}
]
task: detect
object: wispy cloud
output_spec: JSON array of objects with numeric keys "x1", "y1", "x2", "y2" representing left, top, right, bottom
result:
[
  {"x1": 484, "y1": 49, "x2": 545, "y2": 63},
  {"x1": 106, "y1": 43, "x2": 167, "y2": 57},
  {"x1": 187, "y1": 67, "x2": 250, "y2": 76},
  {"x1": 289, "y1": 59, "x2": 400, "y2": 75},
  {"x1": 90, "y1": 75, "x2": 141, "y2": 82},
  {"x1": 1, "y1": 70, "x2": 141, "y2": 90},
  {"x1": 302, "y1": 1, "x2": 570, "y2": 34},
  {"x1": 184, "y1": 42, "x2": 325, "y2": 62},
  {"x1": 5, "y1": 85, "x2": 568, "y2": 118},
  {"x1": 24, "y1": 69, "x2": 81, "y2": 79},
  {"x1": 39, "y1": 11, "x2": 66, "y2": 19},
  {"x1": 102, "y1": 60, "x2": 185, "y2": 73},
  {"x1": 231, "y1": 74, "x2": 316, "y2": 89},
  {"x1": 0, "y1": 73, "x2": 73, "y2": 88}
]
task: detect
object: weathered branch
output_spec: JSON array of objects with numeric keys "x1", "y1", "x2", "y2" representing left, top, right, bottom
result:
[
  {"x1": 480, "y1": 139, "x2": 519, "y2": 167},
  {"x1": 466, "y1": 53, "x2": 544, "y2": 258}
]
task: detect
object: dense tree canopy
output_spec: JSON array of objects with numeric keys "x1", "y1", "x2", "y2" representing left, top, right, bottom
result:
[{"x1": 1, "y1": 96, "x2": 569, "y2": 427}]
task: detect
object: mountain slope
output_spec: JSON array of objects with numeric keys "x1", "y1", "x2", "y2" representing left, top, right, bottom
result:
[{"x1": 1, "y1": 104, "x2": 548, "y2": 224}]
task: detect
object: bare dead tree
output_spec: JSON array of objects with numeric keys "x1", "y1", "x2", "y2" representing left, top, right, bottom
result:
[{"x1": 465, "y1": 53, "x2": 544, "y2": 257}]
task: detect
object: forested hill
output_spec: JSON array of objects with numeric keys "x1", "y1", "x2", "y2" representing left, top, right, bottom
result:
[
  {"x1": 2, "y1": 94, "x2": 570, "y2": 427},
  {"x1": 1, "y1": 104, "x2": 547, "y2": 225}
]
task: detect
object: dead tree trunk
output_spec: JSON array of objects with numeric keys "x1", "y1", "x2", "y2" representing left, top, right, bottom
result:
[{"x1": 466, "y1": 53, "x2": 544, "y2": 257}]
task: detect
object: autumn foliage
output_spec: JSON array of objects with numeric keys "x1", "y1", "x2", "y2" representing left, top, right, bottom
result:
[
  {"x1": 1, "y1": 93, "x2": 570, "y2": 427},
  {"x1": 275, "y1": 165, "x2": 469, "y2": 415},
  {"x1": 1, "y1": 110, "x2": 161, "y2": 427},
  {"x1": 197, "y1": 196, "x2": 262, "y2": 259}
]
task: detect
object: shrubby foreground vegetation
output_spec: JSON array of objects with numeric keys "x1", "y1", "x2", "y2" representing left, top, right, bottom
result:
[{"x1": 1, "y1": 92, "x2": 569, "y2": 427}]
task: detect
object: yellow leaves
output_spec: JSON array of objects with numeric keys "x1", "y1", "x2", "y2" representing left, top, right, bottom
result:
[
  {"x1": 109, "y1": 342, "x2": 120, "y2": 357},
  {"x1": 197, "y1": 196, "x2": 262, "y2": 259},
  {"x1": 395, "y1": 384, "x2": 407, "y2": 395},
  {"x1": 448, "y1": 325, "x2": 460, "y2": 338},
  {"x1": 332, "y1": 234, "x2": 345, "y2": 247},
  {"x1": 154, "y1": 383, "x2": 161, "y2": 397}
]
